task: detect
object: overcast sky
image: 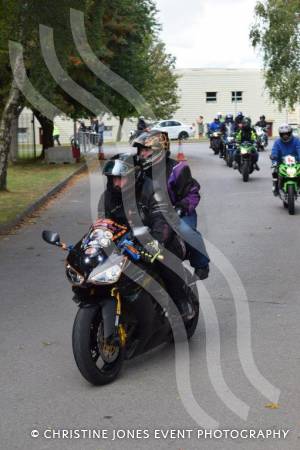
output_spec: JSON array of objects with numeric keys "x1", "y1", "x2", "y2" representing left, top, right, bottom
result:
[{"x1": 155, "y1": 0, "x2": 262, "y2": 68}]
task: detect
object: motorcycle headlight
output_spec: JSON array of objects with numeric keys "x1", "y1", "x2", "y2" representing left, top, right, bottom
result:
[
  {"x1": 287, "y1": 167, "x2": 297, "y2": 177},
  {"x1": 88, "y1": 256, "x2": 126, "y2": 285},
  {"x1": 241, "y1": 148, "x2": 248, "y2": 155},
  {"x1": 90, "y1": 265, "x2": 122, "y2": 284},
  {"x1": 66, "y1": 264, "x2": 84, "y2": 286}
]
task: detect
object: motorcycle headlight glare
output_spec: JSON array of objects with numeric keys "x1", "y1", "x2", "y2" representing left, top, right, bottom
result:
[
  {"x1": 66, "y1": 264, "x2": 84, "y2": 285},
  {"x1": 241, "y1": 148, "x2": 248, "y2": 155},
  {"x1": 90, "y1": 264, "x2": 123, "y2": 284},
  {"x1": 287, "y1": 167, "x2": 297, "y2": 177}
]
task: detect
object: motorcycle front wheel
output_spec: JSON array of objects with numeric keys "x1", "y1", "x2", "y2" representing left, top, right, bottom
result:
[
  {"x1": 242, "y1": 161, "x2": 249, "y2": 182},
  {"x1": 185, "y1": 285, "x2": 200, "y2": 340},
  {"x1": 72, "y1": 306, "x2": 125, "y2": 385}
]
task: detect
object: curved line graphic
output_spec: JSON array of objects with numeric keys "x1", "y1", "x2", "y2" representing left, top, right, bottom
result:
[
  {"x1": 10, "y1": 12, "x2": 279, "y2": 422},
  {"x1": 70, "y1": 8, "x2": 209, "y2": 260},
  {"x1": 205, "y1": 240, "x2": 280, "y2": 403},
  {"x1": 9, "y1": 41, "x2": 62, "y2": 120},
  {"x1": 116, "y1": 155, "x2": 248, "y2": 419},
  {"x1": 196, "y1": 280, "x2": 249, "y2": 419},
  {"x1": 39, "y1": 25, "x2": 109, "y2": 116},
  {"x1": 68, "y1": 7, "x2": 253, "y2": 419},
  {"x1": 86, "y1": 153, "x2": 219, "y2": 428}
]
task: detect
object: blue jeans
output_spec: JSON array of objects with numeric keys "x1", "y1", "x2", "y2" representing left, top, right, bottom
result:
[{"x1": 182, "y1": 212, "x2": 210, "y2": 269}]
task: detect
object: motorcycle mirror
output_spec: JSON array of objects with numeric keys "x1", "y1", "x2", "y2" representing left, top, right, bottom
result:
[
  {"x1": 132, "y1": 226, "x2": 149, "y2": 238},
  {"x1": 42, "y1": 230, "x2": 61, "y2": 246}
]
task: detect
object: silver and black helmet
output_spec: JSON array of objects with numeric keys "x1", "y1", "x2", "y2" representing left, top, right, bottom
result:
[{"x1": 278, "y1": 124, "x2": 293, "y2": 143}]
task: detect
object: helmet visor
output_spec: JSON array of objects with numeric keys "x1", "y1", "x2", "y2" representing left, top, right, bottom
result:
[
  {"x1": 280, "y1": 132, "x2": 292, "y2": 142},
  {"x1": 102, "y1": 159, "x2": 133, "y2": 177}
]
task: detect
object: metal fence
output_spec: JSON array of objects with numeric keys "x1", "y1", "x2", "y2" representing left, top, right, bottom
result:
[
  {"x1": 77, "y1": 131, "x2": 103, "y2": 155},
  {"x1": 17, "y1": 112, "x2": 42, "y2": 160}
]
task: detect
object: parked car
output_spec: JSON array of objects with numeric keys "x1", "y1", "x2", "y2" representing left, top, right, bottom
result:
[{"x1": 151, "y1": 120, "x2": 195, "y2": 140}]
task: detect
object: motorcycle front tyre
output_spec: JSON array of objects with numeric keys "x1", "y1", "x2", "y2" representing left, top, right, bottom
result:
[{"x1": 72, "y1": 305, "x2": 125, "y2": 386}]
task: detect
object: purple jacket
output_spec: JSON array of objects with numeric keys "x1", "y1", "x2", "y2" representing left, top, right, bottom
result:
[{"x1": 167, "y1": 159, "x2": 200, "y2": 215}]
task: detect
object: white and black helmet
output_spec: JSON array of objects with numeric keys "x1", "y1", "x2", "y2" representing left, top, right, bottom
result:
[{"x1": 279, "y1": 124, "x2": 293, "y2": 143}]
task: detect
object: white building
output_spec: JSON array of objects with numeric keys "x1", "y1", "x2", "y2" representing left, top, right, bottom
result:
[
  {"x1": 173, "y1": 68, "x2": 299, "y2": 136},
  {"x1": 17, "y1": 68, "x2": 299, "y2": 150}
]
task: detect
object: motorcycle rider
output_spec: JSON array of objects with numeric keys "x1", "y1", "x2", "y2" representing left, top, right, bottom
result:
[
  {"x1": 224, "y1": 113, "x2": 234, "y2": 127},
  {"x1": 255, "y1": 115, "x2": 269, "y2": 147},
  {"x1": 222, "y1": 114, "x2": 236, "y2": 159},
  {"x1": 133, "y1": 130, "x2": 210, "y2": 280},
  {"x1": 234, "y1": 112, "x2": 244, "y2": 131},
  {"x1": 137, "y1": 116, "x2": 147, "y2": 132},
  {"x1": 271, "y1": 124, "x2": 300, "y2": 196},
  {"x1": 208, "y1": 115, "x2": 224, "y2": 148},
  {"x1": 217, "y1": 112, "x2": 225, "y2": 123},
  {"x1": 98, "y1": 153, "x2": 195, "y2": 321},
  {"x1": 223, "y1": 114, "x2": 235, "y2": 137},
  {"x1": 255, "y1": 115, "x2": 268, "y2": 128},
  {"x1": 209, "y1": 115, "x2": 223, "y2": 133},
  {"x1": 234, "y1": 117, "x2": 260, "y2": 170}
]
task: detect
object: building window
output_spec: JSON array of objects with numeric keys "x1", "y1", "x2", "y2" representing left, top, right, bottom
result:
[
  {"x1": 18, "y1": 127, "x2": 28, "y2": 143},
  {"x1": 232, "y1": 91, "x2": 243, "y2": 102},
  {"x1": 206, "y1": 92, "x2": 217, "y2": 103}
]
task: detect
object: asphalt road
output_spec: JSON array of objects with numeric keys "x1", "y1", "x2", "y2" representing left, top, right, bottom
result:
[{"x1": 1, "y1": 142, "x2": 300, "y2": 450}]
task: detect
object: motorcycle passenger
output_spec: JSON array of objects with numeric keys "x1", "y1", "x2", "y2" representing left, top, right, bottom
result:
[
  {"x1": 133, "y1": 130, "x2": 210, "y2": 280},
  {"x1": 234, "y1": 117, "x2": 260, "y2": 170},
  {"x1": 98, "y1": 154, "x2": 194, "y2": 321},
  {"x1": 271, "y1": 124, "x2": 300, "y2": 196}
]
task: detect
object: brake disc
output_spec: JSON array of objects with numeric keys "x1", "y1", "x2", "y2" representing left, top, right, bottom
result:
[{"x1": 97, "y1": 322, "x2": 119, "y2": 363}]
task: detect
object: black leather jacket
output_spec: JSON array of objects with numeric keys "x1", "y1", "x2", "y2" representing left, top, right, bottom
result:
[{"x1": 98, "y1": 176, "x2": 180, "y2": 246}]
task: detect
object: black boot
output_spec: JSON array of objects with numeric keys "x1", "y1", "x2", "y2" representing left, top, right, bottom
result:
[
  {"x1": 272, "y1": 181, "x2": 279, "y2": 196},
  {"x1": 177, "y1": 300, "x2": 195, "y2": 322},
  {"x1": 195, "y1": 265, "x2": 210, "y2": 280}
]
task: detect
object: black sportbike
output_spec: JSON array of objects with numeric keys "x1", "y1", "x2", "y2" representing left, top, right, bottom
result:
[
  {"x1": 42, "y1": 219, "x2": 199, "y2": 386},
  {"x1": 210, "y1": 131, "x2": 223, "y2": 155}
]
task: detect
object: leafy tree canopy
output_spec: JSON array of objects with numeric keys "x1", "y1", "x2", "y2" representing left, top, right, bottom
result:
[{"x1": 250, "y1": 0, "x2": 300, "y2": 109}]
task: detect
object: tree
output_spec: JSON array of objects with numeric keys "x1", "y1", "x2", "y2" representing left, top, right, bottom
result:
[
  {"x1": 250, "y1": 0, "x2": 300, "y2": 109},
  {"x1": 98, "y1": 0, "x2": 158, "y2": 140},
  {"x1": 0, "y1": 0, "x2": 179, "y2": 188},
  {"x1": 0, "y1": 1, "x2": 32, "y2": 190},
  {"x1": 97, "y1": 0, "x2": 179, "y2": 141},
  {"x1": 144, "y1": 40, "x2": 180, "y2": 120}
]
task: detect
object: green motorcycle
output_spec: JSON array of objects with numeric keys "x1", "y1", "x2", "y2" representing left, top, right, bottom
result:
[
  {"x1": 237, "y1": 142, "x2": 258, "y2": 182},
  {"x1": 277, "y1": 155, "x2": 300, "y2": 215}
]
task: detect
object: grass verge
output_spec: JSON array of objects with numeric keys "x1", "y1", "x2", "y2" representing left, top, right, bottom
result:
[{"x1": 0, "y1": 162, "x2": 80, "y2": 226}]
